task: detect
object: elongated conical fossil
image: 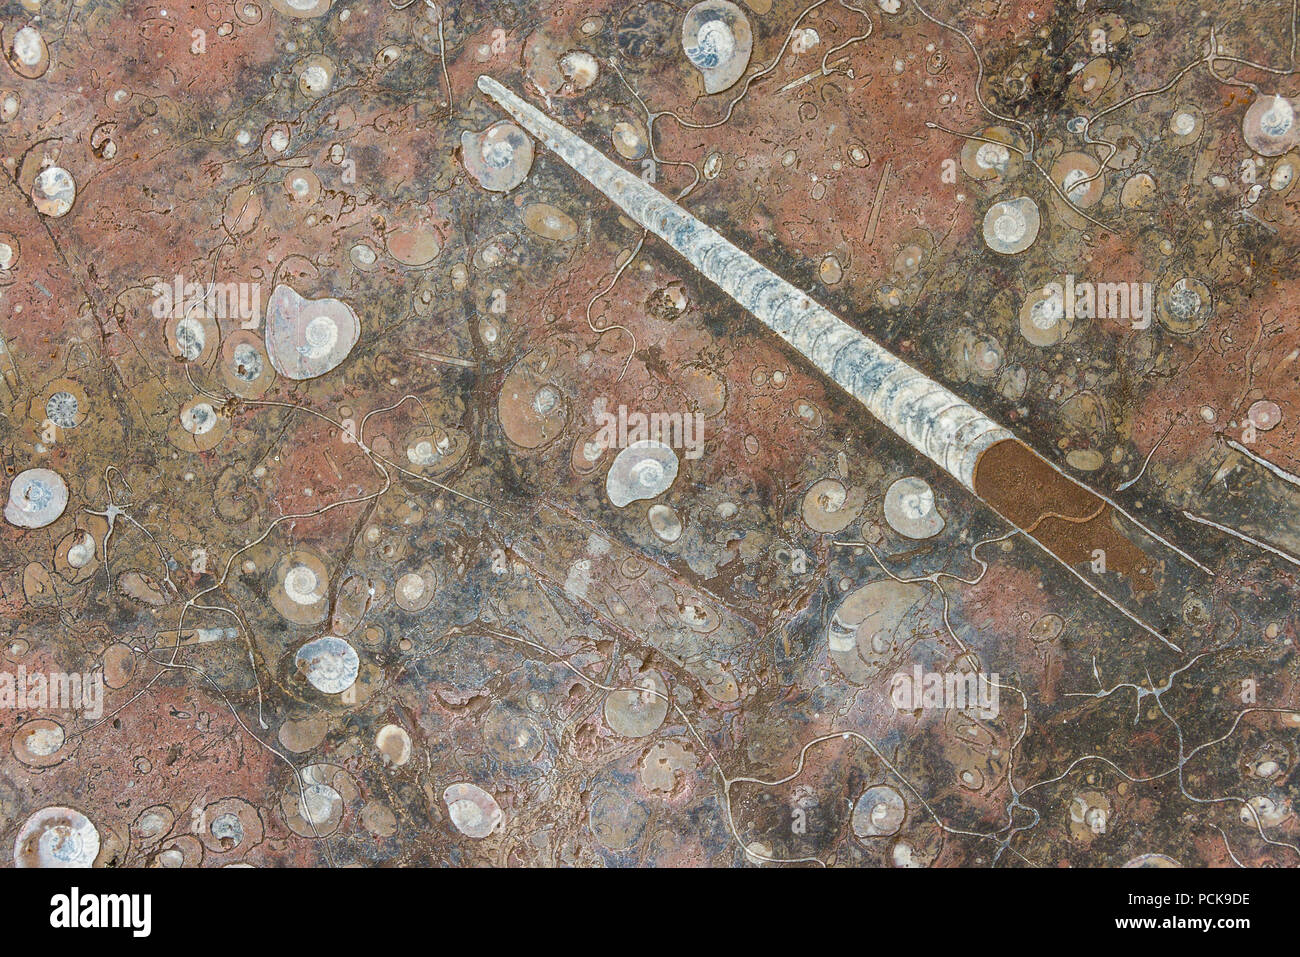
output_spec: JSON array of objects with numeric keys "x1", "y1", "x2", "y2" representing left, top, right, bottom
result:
[
  {"x1": 478, "y1": 75, "x2": 1197, "y2": 648},
  {"x1": 480, "y1": 75, "x2": 1006, "y2": 491}
]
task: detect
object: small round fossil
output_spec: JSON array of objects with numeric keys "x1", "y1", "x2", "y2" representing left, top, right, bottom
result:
[
  {"x1": 101, "y1": 641, "x2": 135, "y2": 687},
  {"x1": 1243, "y1": 94, "x2": 1300, "y2": 156},
  {"x1": 0, "y1": 230, "x2": 19, "y2": 269},
  {"x1": 131, "y1": 805, "x2": 175, "y2": 846},
  {"x1": 1157, "y1": 276, "x2": 1213, "y2": 334},
  {"x1": 278, "y1": 713, "x2": 328, "y2": 754},
  {"x1": 270, "y1": 0, "x2": 331, "y2": 18},
  {"x1": 800, "y1": 478, "x2": 864, "y2": 533},
  {"x1": 1029, "y1": 613, "x2": 1066, "y2": 644},
  {"x1": 1066, "y1": 448, "x2": 1105, "y2": 472},
  {"x1": 462, "y1": 121, "x2": 534, "y2": 192},
  {"x1": 200, "y1": 797, "x2": 263, "y2": 853},
  {"x1": 612, "y1": 119, "x2": 648, "y2": 160},
  {"x1": 682, "y1": 0, "x2": 752, "y2": 95},
  {"x1": 44, "y1": 390, "x2": 81, "y2": 429},
  {"x1": 559, "y1": 50, "x2": 599, "y2": 91},
  {"x1": 8, "y1": 26, "x2": 49, "y2": 78},
  {"x1": 523, "y1": 202, "x2": 578, "y2": 241},
  {"x1": 375, "y1": 724, "x2": 412, "y2": 766},
  {"x1": 960, "y1": 126, "x2": 1022, "y2": 181},
  {"x1": 1169, "y1": 106, "x2": 1201, "y2": 143},
  {"x1": 14, "y1": 806, "x2": 100, "y2": 867},
  {"x1": 883, "y1": 476, "x2": 945, "y2": 539},
  {"x1": 385, "y1": 225, "x2": 442, "y2": 268},
  {"x1": 1272, "y1": 156, "x2": 1299, "y2": 197},
  {"x1": 571, "y1": 429, "x2": 609, "y2": 475},
  {"x1": 12, "y1": 718, "x2": 66, "y2": 768},
  {"x1": 220, "y1": 330, "x2": 275, "y2": 398},
  {"x1": 294, "y1": 635, "x2": 358, "y2": 695},
  {"x1": 647, "y1": 503, "x2": 683, "y2": 543},
  {"x1": 1124, "y1": 853, "x2": 1181, "y2": 868},
  {"x1": 405, "y1": 428, "x2": 468, "y2": 476},
  {"x1": 283, "y1": 168, "x2": 320, "y2": 203},
  {"x1": 606, "y1": 440, "x2": 679, "y2": 508},
  {"x1": 1247, "y1": 399, "x2": 1283, "y2": 431},
  {"x1": 5, "y1": 468, "x2": 67, "y2": 529},
  {"x1": 1051, "y1": 152, "x2": 1105, "y2": 208},
  {"x1": 272, "y1": 550, "x2": 330, "y2": 624},
  {"x1": 499, "y1": 350, "x2": 568, "y2": 449},
  {"x1": 1072, "y1": 56, "x2": 1115, "y2": 101},
  {"x1": 1120, "y1": 171, "x2": 1157, "y2": 209},
  {"x1": 165, "y1": 308, "x2": 218, "y2": 363},
  {"x1": 31, "y1": 166, "x2": 75, "y2": 217},
  {"x1": 851, "y1": 785, "x2": 906, "y2": 838},
  {"x1": 603, "y1": 669, "x2": 668, "y2": 737},
  {"x1": 297, "y1": 55, "x2": 335, "y2": 97},
  {"x1": 55, "y1": 528, "x2": 99, "y2": 583},
  {"x1": 1020, "y1": 282, "x2": 1072, "y2": 347},
  {"x1": 443, "y1": 782, "x2": 503, "y2": 838},
  {"x1": 280, "y1": 764, "x2": 356, "y2": 837},
  {"x1": 982, "y1": 196, "x2": 1040, "y2": 254},
  {"x1": 362, "y1": 802, "x2": 398, "y2": 838},
  {"x1": 394, "y1": 567, "x2": 437, "y2": 612},
  {"x1": 827, "y1": 579, "x2": 929, "y2": 685},
  {"x1": 173, "y1": 395, "x2": 228, "y2": 452}
]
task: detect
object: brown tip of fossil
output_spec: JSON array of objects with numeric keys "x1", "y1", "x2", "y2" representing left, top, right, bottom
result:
[{"x1": 974, "y1": 438, "x2": 1156, "y2": 594}]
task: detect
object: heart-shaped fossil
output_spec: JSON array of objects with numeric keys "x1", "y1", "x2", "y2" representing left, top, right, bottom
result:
[{"x1": 264, "y1": 284, "x2": 360, "y2": 380}]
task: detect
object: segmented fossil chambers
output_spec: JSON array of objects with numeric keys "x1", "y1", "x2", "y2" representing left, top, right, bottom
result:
[{"x1": 477, "y1": 75, "x2": 1012, "y2": 492}]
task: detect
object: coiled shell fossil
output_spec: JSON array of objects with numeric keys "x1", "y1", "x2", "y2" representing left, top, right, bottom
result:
[
  {"x1": 462, "y1": 120, "x2": 534, "y2": 192},
  {"x1": 682, "y1": 0, "x2": 752, "y2": 94},
  {"x1": 5, "y1": 468, "x2": 67, "y2": 529},
  {"x1": 264, "y1": 284, "x2": 360, "y2": 380},
  {"x1": 14, "y1": 806, "x2": 100, "y2": 868},
  {"x1": 606, "y1": 440, "x2": 679, "y2": 507}
]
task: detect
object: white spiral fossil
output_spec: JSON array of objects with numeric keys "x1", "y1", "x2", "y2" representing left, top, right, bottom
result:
[{"x1": 477, "y1": 75, "x2": 1011, "y2": 492}]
